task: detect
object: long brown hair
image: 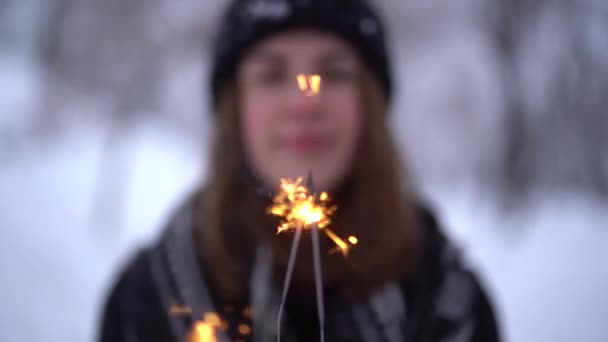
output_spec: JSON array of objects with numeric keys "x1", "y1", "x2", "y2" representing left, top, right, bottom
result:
[{"x1": 199, "y1": 70, "x2": 420, "y2": 301}]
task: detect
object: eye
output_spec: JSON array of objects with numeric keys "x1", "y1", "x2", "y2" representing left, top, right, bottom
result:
[
  {"x1": 255, "y1": 68, "x2": 286, "y2": 86},
  {"x1": 322, "y1": 67, "x2": 358, "y2": 83}
]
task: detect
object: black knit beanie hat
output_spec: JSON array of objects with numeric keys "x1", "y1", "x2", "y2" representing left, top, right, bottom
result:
[{"x1": 209, "y1": 0, "x2": 392, "y2": 111}]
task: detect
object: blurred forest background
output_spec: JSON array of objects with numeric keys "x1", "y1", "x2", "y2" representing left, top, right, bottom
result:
[{"x1": 1, "y1": 0, "x2": 607, "y2": 341}]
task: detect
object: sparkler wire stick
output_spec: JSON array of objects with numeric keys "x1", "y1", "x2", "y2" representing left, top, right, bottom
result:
[
  {"x1": 277, "y1": 224, "x2": 303, "y2": 342},
  {"x1": 271, "y1": 172, "x2": 343, "y2": 342},
  {"x1": 307, "y1": 172, "x2": 326, "y2": 342},
  {"x1": 311, "y1": 223, "x2": 326, "y2": 342}
]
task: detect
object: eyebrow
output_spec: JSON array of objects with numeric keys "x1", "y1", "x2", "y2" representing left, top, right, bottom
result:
[
  {"x1": 318, "y1": 49, "x2": 357, "y2": 66},
  {"x1": 247, "y1": 50, "x2": 286, "y2": 66},
  {"x1": 246, "y1": 47, "x2": 357, "y2": 68}
]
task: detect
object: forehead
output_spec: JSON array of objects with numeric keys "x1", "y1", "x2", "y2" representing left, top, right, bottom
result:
[{"x1": 244, "y1": 29, "x2": 359, "y2": 64}]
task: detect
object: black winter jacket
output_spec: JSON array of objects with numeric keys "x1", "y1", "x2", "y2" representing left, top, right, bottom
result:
[{"x1": 99, "y1": 196, "x2": 500, "y2": 342}]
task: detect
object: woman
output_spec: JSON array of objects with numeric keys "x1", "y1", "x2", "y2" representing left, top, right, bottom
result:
[{"x1": 99, "y1": 0, "x2": 500, "y2": 341}]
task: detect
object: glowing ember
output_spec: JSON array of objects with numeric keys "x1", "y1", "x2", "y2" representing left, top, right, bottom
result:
[
  {"x1": 168, "y1": 304, "x2": 192, "y2": 316},
  {"x1": 238, "y1": 323, "x2": 252, "y2": 335},
  {"x1": 267, "y1": 177, "x2": 358, "y2": 256},
  {"x1": 189, "y1": 312, "x2": 222, "y2": 342},
  {"x1": 242, "y1": 306, "x2": 254, "y2": 319},
  {"x1": 296, "y1": 74, "x2": 322, "y2": 96},
  {"x1": 324, "y1": 229, "x2": 348, "y2": 251}
]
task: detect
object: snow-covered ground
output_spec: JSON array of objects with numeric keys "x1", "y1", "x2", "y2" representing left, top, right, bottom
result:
[
  {"x1": 0, "y1": 123, "x2": 202, "y2": 341},
  {"x1": 1, "y1": 123, "x2": 606, "y2": 342}
]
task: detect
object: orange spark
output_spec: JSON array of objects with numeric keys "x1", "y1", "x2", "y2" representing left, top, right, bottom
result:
[
  {"x1": 296, "y1": 74, "x2": 322, "y2": 96},
  {"x1": 238, "y1": 323, "x2": 252, "y2": 336},
  {"x1": 188, "y1": 312, "x2": 222, "y2": 342},
  {"x1": 168, "y1": 305, "x2": 192, "y2": 316},
  {"x1": 242, "y1": 306, "x2": 254, "y2": 319},
  {"x1": 324, "y1": 229, "x2": 349, "y2": 252},
  {"x1": 267, "y1": 177, "x2": 358, "y2": 256},
  {"x1": 297, "y1": 74, "x2": 308, "y2": 92},
  {"x1": 268, "y1": 177, "x2": 335, "y2": 232},
  {"x1": 309, "y1": 74, "x2": 321, "y2": 94}
]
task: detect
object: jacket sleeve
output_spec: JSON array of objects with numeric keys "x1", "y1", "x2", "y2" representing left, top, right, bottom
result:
[
  {"x1": 97, "y1": 250, "x2": 174, "y2": 342},
  {"x1": 470, "y1": 273, "x2": 501, "y2": 342},
  {"x1": 98, "y1": 271, "x2": 131, "y2": 342},
  {"x1": 414, "y1": 206, "x2": 501, "y2": 342}
]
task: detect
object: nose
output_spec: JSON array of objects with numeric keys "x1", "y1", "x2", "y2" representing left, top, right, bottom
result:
[{"x1": 285, "y1": 74, "x2": 322, "y2": 120}]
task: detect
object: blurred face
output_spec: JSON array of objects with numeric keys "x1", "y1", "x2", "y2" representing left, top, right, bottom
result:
[{"x1": 238, "y1": 30, "x2": 364, "y2": 191}]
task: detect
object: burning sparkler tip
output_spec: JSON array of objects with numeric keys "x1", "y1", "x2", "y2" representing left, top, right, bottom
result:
[{"x1": 189, "y1": 312, "x2": 223, "y2": 342}]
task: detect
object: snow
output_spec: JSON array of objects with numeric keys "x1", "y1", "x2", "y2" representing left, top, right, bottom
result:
[
  {"x1": 426, "y1": 185, "x2": 608, "y2": 342},
  {"x1": 1, "y1": 124, "x2": 606, "y2": 341},
  {"x1": 0, "y1": 123, "x2": 203, "y2": 341}
]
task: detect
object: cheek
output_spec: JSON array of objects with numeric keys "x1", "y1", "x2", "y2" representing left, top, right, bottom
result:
[
  {"x1": 332, "y1": 99, "x2": 364, "y2": 153},
  {"x1": 242, "y1": 109, "x2": 265, "y2": 147},
  {"x1": 240, "y1": 96, "x2": 276, "y2": 164}
]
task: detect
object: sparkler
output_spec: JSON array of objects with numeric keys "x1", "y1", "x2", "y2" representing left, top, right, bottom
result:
[
  {"x1": 188, "y1": 312, "x2": 223, "y2": 342},
  {"x1": 309, "y1": 185, "x2": 325, "y2": 342},
  {"x1": 185, "y1": 307, "x2": 253, "y2": 342},
  {"x1": 267, "y1": 176, "x2": 358, "y2": 256},
  {"x1": 268, "y1": 174, "x2": 358, "y2": 342}
]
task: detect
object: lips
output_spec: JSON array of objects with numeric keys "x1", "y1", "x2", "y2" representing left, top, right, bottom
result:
[{"x1": 282, "y1": 134, "x2": 330, "y2": 153}]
